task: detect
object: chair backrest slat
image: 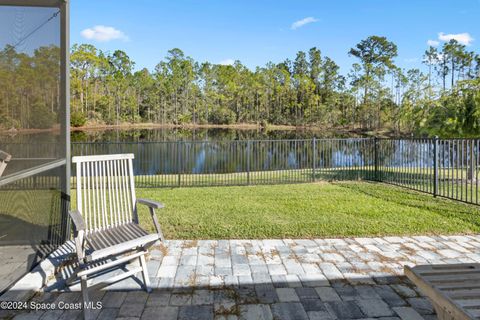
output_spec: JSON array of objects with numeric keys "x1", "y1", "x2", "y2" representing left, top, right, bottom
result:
[
  {"x1": 123, "y1": 159, "x2": 133, "y2": 221},
  {"x1": 115, "y1": 159, "x2": 124, "y2": 224},
  {"x1": 118, "y1": 160, "x2": 125, "y2": 224},
  {"x1": 106, "y1": 160, "x2": 114, "y2": 226},
  {"x1": 73, "y1": 154, "x2": 136, "y2": 233},
  {"x1": 92, "y1": 161, "x2": 98, "y2": 230},
  {"x1": 119, "y1": 160, "x2": 126, "y2": 223},
  {"x1": 85, "y1": 161, "x2": 91, "y2": 231},
  {"x1": 100, "y1": 161, "x2": 107, "y2": 229},
  {"x1": 128, "y1": 158, "x2": 138, "y2": 223}
]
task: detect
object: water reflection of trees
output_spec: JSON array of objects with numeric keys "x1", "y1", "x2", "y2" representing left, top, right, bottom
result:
[
  {"x1": 72, "y1": 139, "x2": 377, "y2": 177},
  {"x1": 69, "y1": 127, "x2": 364, "y2": 143}
]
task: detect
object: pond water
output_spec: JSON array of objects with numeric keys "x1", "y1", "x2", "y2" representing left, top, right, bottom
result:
[{"x1": 0, "y1": 127, "x2": 365, "y2": 177}]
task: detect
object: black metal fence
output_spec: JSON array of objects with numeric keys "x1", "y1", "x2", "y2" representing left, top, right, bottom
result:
[
  {"x1": 46, "y1": 137, "x2": 480, "y2": 206},
  {"x1": 71, "y1": 139, "x2": 376, "y2": 188},
  {"x1": 4, "y1": 138, "x2": 478, "y2": 234},
  {"x1": 377, "y1": 138, "x2": 480, "y2": 205}
]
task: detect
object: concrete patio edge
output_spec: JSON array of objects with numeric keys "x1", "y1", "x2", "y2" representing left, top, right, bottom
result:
[{"x1": 0, "y1": 241, "x2": 75, "y2": 302}]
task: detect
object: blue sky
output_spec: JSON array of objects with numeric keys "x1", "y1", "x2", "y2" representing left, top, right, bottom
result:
[{"x1": 70, "y1": 0, "x2": 480, "y2": 74}]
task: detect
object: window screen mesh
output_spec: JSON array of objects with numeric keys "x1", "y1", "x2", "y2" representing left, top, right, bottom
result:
[
  {"x1": 0, "y1": 5, "x2": 62, "y2": 176},
  {"x1": 0, "y1": 4, "x2": 67, "y2": 294}
]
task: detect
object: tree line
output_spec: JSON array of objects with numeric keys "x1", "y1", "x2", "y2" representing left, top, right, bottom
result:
[
  {"x1": 0, "y1": 44, "x2": 60, "y2": 130},
  {"x1": 1, "y1": 35, "x2": 479, "y2": 136}
]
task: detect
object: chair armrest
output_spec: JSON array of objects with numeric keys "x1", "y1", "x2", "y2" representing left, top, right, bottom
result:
[
  {"x1": 0, "y1": 150, "x2": 11, "y2": 162},
  {"x1": 69, "y1": 210, "x2": 85, "y2": 231},
  {"x1": 137, "y1": 198, "x2": 165, "y2": 241},
  {"x1": 137, "y1": 198, "x2": 164, "y2": 209},
  {"x1": 69, "y1": 210, "x2": 87, "y2": 261}
]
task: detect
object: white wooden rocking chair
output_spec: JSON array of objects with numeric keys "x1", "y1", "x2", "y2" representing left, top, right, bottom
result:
[
  {"x1": 69, "y1": 154, "x2": 164, "y2": 319},
  {"x1": 0, "y1": 150, "x2": 11, "y2": 177}
]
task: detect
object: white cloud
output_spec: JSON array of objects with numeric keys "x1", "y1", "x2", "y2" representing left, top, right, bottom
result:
[
  {"x1": 219, "y1": 59, "x2": 235, "y2": 66},
  {"x1": 427, "y1": 39, "x2": 440, "y2": 47},
  {"x1": 438, "y1": 32, "x2": 474, "y2": 46},
  {"x1": 81, "y1": 25, "x2": 128, "y2": 42},
  {"x1": 291, "y1": 17, "x2": 318, "y2": 30},
  {"x1": 404, "y1": 57, "x2": 419, "y2": 63}
]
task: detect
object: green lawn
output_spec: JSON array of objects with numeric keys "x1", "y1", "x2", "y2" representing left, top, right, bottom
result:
[{"x1": 132, "y1": 181, "x2": 480, "y2": 239}]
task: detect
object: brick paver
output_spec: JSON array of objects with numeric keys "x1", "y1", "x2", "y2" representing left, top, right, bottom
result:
[{"x1": 9, "y1": 234, "x2": 480, "y2": 319}]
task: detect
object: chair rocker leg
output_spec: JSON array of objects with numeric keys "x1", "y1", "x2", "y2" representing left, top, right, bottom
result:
[
  {"x1": 139, "y1": 253, "x2": 151, "y2": 293},
  {"x1": 80, "y1": 274, "x2": 92, "y2": 320}
]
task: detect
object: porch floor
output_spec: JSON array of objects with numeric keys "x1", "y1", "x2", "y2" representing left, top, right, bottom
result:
[{"x1": 10, "y1": 235, "x2": 480, "y2": 320}]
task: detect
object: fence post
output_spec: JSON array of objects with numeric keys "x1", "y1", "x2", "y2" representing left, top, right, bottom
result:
[
  {"x1": 433, "y1": 136, "x2": 439, "y2": 197},
  {"x1": 312, "y1": 138, "x2": 317, "y2": 182},
  {"x1": 177, "y1": 140, "x2": 181, "y2": 187},
  {"x1": 247, "y1": 140, "x2": 251, "y2": 185},
  {"x1": 469, "y1": 139, "x2": 475, "y2": 182},
  {"x1": 374, "y1": 137, "x2": 379, "y2": 181}
]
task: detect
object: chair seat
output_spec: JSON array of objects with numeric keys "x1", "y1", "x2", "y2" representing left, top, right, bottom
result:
[{"x1": 85, "y1": 223, "x2": 159, "y2": 262}]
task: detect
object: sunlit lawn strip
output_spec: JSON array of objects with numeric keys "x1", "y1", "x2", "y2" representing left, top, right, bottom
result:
[{"x1": 132, "y1": 181, "x2": 480, "y2": 239}]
